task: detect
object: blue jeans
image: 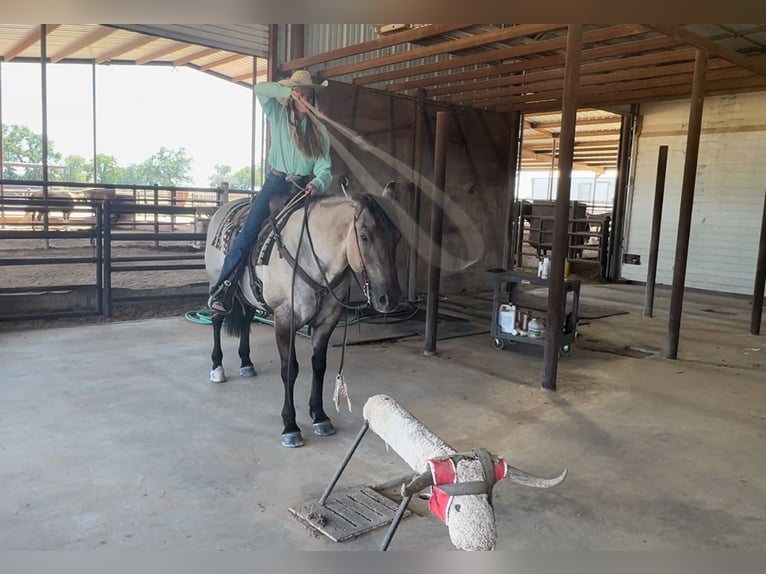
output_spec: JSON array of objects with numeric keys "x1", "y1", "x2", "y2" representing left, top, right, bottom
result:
[{"x1": 212, "y1": 172, "x2": 308, "y2": 292}]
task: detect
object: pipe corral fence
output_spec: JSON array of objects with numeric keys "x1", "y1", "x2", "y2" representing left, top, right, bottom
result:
[{"x1": 0, "y1": 179, "x2": 249, "y2": 322}]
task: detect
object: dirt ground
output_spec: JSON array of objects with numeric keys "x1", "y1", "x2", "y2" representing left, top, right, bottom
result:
[{"x1": 0, "y1": 235, "x2": 209, "y2": 330}]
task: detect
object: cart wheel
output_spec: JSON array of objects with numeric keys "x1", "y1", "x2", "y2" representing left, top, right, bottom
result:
[
  {"x1": 560, "y1": 344, "x2": 572, "y2": 356},
  {"x1": 493, "y1": 338, "x2": 504, "y2": 350}
]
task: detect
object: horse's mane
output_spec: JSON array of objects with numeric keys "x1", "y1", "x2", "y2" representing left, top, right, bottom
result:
[{"x1": 354, "y1": 193, "x2": 396, "y2": 230}]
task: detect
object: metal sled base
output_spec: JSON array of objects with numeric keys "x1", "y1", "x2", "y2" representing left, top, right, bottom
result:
[
  {"x1": 289, "y1": 485, "x2": 409, "y2": 542},
  {"x1": 288, "y1": 422, "x2": 416, "y2": 549}
]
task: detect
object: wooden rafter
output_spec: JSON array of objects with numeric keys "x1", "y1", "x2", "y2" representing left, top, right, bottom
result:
[
  {"x1": 281, "y1": 24, "x2": 471, "y2": 71},
  {"x1": 199, "y1": 53, "x2": 248, "y2": 71},
  {"x1": 316, "y1": 24, "x2": 565, "y2": 80},
  {"x1": 94, "y1": 35, "x2": 156, "y2": 64},
  {"x1": 355, "y1": 25, "x2": 652, "y2": 87},
  {"x1": 173, "y1": 47, "x2": 219, "y2": 67},
  {"x1": 4, "y1": 24, "x2": 61, "y2": 62},
  {"x1": 50, "y1": 27, "x2": 117, "y2": 63},
  {"x1": 450, "y1": 58, "x2": 736, "y2": 106},
  {"x1": 648, "y1": 24, "x2": 766, "y2": 78},
  {"x1": 135, "y1": 41, "x2": 189, "y2": 65}
]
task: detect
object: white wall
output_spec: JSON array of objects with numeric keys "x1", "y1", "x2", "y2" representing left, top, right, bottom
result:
[{"x1": 623, "y1": 91, "x2": 766, "y2": 295}]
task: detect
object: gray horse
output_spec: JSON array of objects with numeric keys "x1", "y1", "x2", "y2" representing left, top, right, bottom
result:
[{"x1": 204, "y1": 186, "x2": 402, "y2": 447}]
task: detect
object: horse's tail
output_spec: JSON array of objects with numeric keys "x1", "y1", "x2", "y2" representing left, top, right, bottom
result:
[{"x1": 224, "y1": 295, "x2": 252, "y2": 339}]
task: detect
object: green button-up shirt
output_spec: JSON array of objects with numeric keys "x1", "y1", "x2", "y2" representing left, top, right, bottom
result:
[{"x1": 255, "y1": 82, "x2": 332, "y2": 194}]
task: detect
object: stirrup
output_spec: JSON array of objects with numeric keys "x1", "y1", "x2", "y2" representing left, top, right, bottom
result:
[{"x1": 208, "y1": 279, "x2": 233, "y2": 314}]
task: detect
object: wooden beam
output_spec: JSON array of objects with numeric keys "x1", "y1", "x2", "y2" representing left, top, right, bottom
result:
[
  {"x1": 354, "y1": 24, "x2": 651, "y2": 87},
  {"x1": 281, "y1": 24, "x2": 471, "y2": 71},
  {"x1": 530, "y1": 118, "x2": 622, "y2": 129},
  {"x1": 199, "y1": 53, "x2": 247, "y2": 71},
  {"x1": 232, "y1": 68, "x2": 268, "y2": 83},
  {"x1": 173, "y1": 47, "x2": 219, "y2": 66},
  {"x1": 95, "y1": 35, "x2": 156, "y2": 64},
  {"x1": 50, "y1": 26, "x2": 117, "y2": 63},
  {"x1": 455, "y1": 58, "x2": 735, "y2": 106},
  {"x1": 431, "y1": 49, "x2": 699, "y2": 99},
  {"x1": 4, "y1": 24, "x2": 60, "y2": 61},
  {"x1": 316, "y1": 24, "x2": 565, "y2": 80},
  {"x1": 387, "y1": 35, "x2": 681, "y2": 92},
  {"x1": 135, "y1": 41, "x2": 189, "y2": 65},
  {"x1": 649, "y1": 24, "x2": 766, "y2": 78}
]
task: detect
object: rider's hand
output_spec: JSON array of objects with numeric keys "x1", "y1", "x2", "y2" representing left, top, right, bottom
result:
[{"x1": 304, "y1": 183, "x2": 319, "y2": 197}]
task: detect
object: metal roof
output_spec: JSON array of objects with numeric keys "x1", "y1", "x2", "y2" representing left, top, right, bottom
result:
[{"x1": 2, "y1": 23, "x2": 766, "y2": 173}]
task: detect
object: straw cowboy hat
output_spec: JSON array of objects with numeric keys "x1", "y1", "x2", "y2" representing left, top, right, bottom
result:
[{"x1": 278, "y1": 70, "x2": 328, "y2": 91}]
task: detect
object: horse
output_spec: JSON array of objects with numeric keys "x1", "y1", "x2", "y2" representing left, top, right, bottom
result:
[
  {"x1": 26, "y1": 189, "x2": 75, "y2": 224},
  {"x1": 204, "y1": 184, "x2": 402, "y2": 448}
]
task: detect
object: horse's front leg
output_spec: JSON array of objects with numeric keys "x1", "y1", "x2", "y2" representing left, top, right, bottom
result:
[
  {"x1": 238, "y1": 306, "x2": 257, "y2": 377},
  {"x1": 274, "y1": 315, "x2": 302, "y2": 448},
  {"x1": 309, "y1": 301, "x2": 344, "y2": 437},
  {"x1": 210, "y1": 312, "x2": 227, "y2": 383}
]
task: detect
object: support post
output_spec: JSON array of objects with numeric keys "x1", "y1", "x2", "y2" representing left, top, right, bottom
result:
[
  {"x1": 290, "y1": 24, "x2": 305, "y2": 60},
  {"x1": 644, "y1": 146, "x2": 668, "y2": 318},
  {"x1": 666, "y1": 50, "x2": 708, "y2": 359},
  {"x1": 407, "y1": 89, "x2": 426, "y2": 302},
  {"x1": 40, "y1": 25, "x2": 50, "y2": 249},
  {"x1": 750, "y1": 188, "x2": 766, "y2": 335},
  {"x1": 265, "y1": 25, "x2": 279, "y2": 173},
  {"x1": 542, "y1": 24, "x2": 582, "y2": 392},
  {"x1": 608, "y1": 114, "x2": 634, "y2": 280},
  {"x1": 424, "y1": 111, "x2": 450, "y2": 356},
  {"x1": 502, "y1": 111, "x2": 522, "y2": 270}
]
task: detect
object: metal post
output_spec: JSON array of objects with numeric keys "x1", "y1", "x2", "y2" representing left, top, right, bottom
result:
[
  {"x1": 318, "y1": 422, "x2": 369, "y2": 506},
  {"x1": 103, "y1": 200, "x2": 112, "y2": 317},
  {"x1": 40, "y1": 25, "x2": 50, "y2": 249},
  {"x1": 290, "y1": 24, "x2": 305, "y2": 60},
  {"x1": 251, "y1": 56, "x2": 257, "y2": 192},
  {"x1": 502, "y1": 111, "x2": 522, "y2": 270},
  {"x1": 750, "y1": 188, "x2": 766, "y2": 335},
  {"x1": 542, "y1": 24, "x2": 582, "y2": 392},
  {"x1": 265, "y1": 25, "x2": 279, "y2": 173},
  {"x1": 92, "y1": 61, "x2": 98, "y2": 183},
  {"x1": 608, "y1": 114, "x2": 634, "y2": 280},
  {"x1": 0, "y1": 59, "x2": 4, "y2": 228},
  {"x1": 153, "y1": 184, "x2": 159, "y2": 248},
  {"x1": 424, "y1": 111, "x2": 450, "y2": 356},
  {"x1": 379, "y1": 495, "x2": 413, "y2": 551},
  {"x1": 643, "y1": 145, "x2": 668, "y2": 318},
  {"x1": 407, "y1": 89, "x2": 426, "y2": 303},
  {"x1": 666, "y1": 50, "x2": 708, "y2": 359}
]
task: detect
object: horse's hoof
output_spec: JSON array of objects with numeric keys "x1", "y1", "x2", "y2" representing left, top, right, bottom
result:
[
  {"x1": 313, "y1": 421, "x2": 336, "y2": 437},
  {"x1": 239, "y1": 365, "x2": 257, "y2": 377},
  {"x1": 210, "y1": 366, "x2": 226, "y2": 383},
  {"x1": 281, "y1": 432, "x2": 304, "y2": 448}
]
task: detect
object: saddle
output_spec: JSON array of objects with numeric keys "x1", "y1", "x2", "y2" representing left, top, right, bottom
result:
[{"x1": 212, "y1": 192, "x2": 307, "y2": 309}]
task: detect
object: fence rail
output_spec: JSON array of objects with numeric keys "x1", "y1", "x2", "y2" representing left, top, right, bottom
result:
[{"x1": 0, "y1": 180, "x2": 232, "y2": 322}]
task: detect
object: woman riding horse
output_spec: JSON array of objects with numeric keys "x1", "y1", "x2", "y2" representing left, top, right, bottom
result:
[
  {"x1": 208, "y1": 69, "x2": 332, "y2": 315},
  {"x1": 205, "y1": 187, "x2": 402, "y2": 448}
]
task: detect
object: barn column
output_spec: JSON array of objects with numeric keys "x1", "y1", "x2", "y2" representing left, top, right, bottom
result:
[
  {"x1": 502, "y1": 111, "x2": 523, "y2": 270},
  {"x1": 644, "y1": 145, "x2": 669, "y2": 318},
  {"x1": 424, "y1": 111, "x2": 450, "y2": 356},
  {"x1": 407, "y1": 89, "x2": 426, "y2": 302},
  {"x1": 666, "y1": 49, "x2": 708, "y2": 359},
  {"x1": 542, "y1": 24, "x2": 582, "y2": 391},
  {"x1": 751, "y1": 188, "x2": 766, "y2": 335}
]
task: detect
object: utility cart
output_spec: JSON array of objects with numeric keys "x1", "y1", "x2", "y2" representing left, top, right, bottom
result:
[{"x1": 487, "y1": 269, "x2": 580, "y2": 356}]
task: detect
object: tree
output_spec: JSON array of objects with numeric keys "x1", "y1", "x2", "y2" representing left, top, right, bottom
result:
[
  {"x1": 136, "y1": 147, "x2": 193, "y2": 186},
  {"x1": 52, "y1": 155, "x2": 91, "y2": 183},
  {"x1": 95, "y1": 154, "x2": 125, "y2": 184},
  {"x1": 208, "y1": 163, "x2": 262, "y2": 190},
  {"x1": 1, "y1": 124, "x2": 62, "y2": 180},
  {"x1": 209, "y1": 164, "x2": 233, "y2": 188}
]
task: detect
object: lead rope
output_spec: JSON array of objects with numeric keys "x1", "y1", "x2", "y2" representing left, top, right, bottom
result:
[{"x1": 332, "y1": 285, "x2": 353, "y2": 413}]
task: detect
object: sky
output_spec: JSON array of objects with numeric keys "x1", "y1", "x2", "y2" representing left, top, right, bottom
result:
[{"x1": 1, "y1": 61, "x2": 262, "y2": 187}]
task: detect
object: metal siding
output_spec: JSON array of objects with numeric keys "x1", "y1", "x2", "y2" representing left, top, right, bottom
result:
[
  {"x1": 623, "y1": 91, "x2": 766, "y2": 294},
  {"x1": 116, "y1": 25, "x2": 269, "y2": 58}
]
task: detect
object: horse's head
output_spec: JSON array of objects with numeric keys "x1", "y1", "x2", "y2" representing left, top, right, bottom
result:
[{"x1": 348, "y1": 192, "x2": 402, "y2": 313}]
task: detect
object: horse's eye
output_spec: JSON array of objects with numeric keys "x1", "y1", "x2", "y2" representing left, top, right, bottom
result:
[{"x1": 360, "y1": 234, "x2": 370, "y2": 243}]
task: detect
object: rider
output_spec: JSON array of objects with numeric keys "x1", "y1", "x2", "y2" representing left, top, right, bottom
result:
[{"x1": 208, "y1": 70, "x2": 332, "y2": 314}]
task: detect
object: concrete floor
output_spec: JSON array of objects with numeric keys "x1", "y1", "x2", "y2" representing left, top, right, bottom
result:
[{"x1": 1, "y1": 283, "x2": 764, "y2": 550}]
